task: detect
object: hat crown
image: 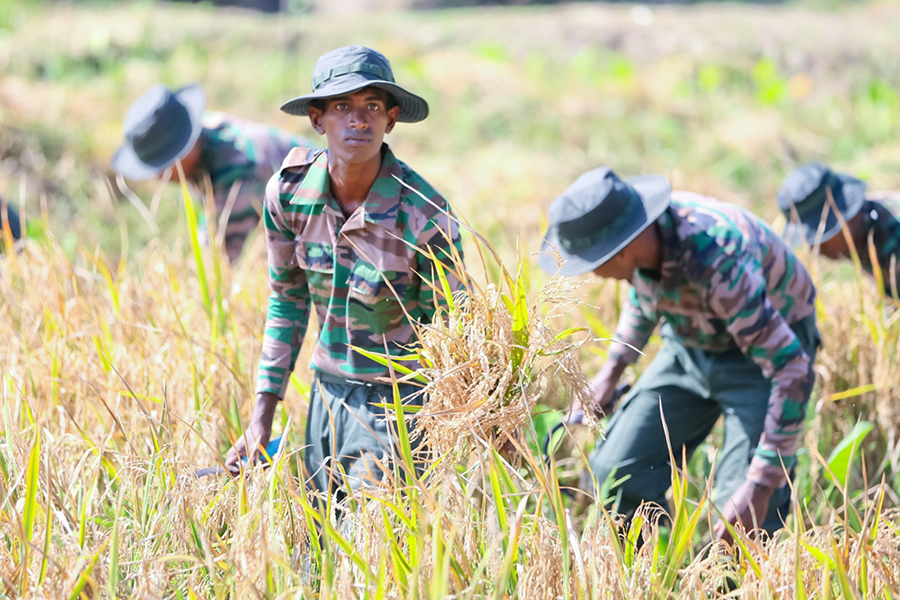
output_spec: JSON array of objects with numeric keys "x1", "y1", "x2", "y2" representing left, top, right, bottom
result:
[
  {"x1": 777, "y1": 162, "x2": 832, "y2": 213},
  {"x1": 778, "y1": 161, "x2": 865, "y2": 220},
  {"x1": 123, "y1": 84, "x2": 193, "y2": 166},
  {"x1": 551, "y1": 167, "x2": 644, "y2": 253},
  {"x1": 311, "y1": 46, "x2": 395, "y2": 92},
  {"x1": 777, "y1": 161, "x2": 868, "y2": 245}
]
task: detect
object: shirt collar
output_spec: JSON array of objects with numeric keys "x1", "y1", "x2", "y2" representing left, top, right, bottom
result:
[
  {"x1": 290, "y1": 143, "x2": 402, "y2": 230},
  {"x1": 857, "y1": 199, "x2": 879, "y2": 266},
  {"x1": 860, "y1": 199, "x2": 879, "y2": 229}
]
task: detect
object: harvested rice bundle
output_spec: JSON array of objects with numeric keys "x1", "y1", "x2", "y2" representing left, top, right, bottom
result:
[{"x1": 410, "y1": 254, "x2": 594, "y2": 467}]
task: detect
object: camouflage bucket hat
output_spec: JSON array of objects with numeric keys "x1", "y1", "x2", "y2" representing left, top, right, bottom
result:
[
  {"x1": 280, "y1": 46, "x2": 429, "y2": 123},
  {"x1": 112, "y1": 83, "x2": 206, "y2": 181},
  {"x1": 539, "y1": 167, "x2": 671, "y2": 277},
  {"x1": 778, "y1": 162, "x2": 867, "y2": 246}
]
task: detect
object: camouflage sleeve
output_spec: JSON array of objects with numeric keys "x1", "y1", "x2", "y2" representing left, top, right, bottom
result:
[
  {"x1": 255, "y1": 175, "x2": 310, "y2": 399},
  {"x1": 416, "y1": 208, "x2": 464, "y2": 320},
  {"x1": 707, "y1": 260, "x2": 814, "y2": 489},
  {"x1": 608, "y1": 286, "x2": 659, "y2": 364}
]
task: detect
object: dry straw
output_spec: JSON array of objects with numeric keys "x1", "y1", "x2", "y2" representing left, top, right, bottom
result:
[{"x1": 375, "y1": 178, "x2": 594, "y2": 472}]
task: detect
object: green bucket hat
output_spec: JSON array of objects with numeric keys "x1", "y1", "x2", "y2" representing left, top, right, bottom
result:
[
  {"x1": 777, "y1": 162, "x2": 867, "y2": 245},
  {"x1": 112, "y1": 83, "x2": 206, "y2": 181},
  {"x1": 279, "y1": 46, "x2": 429, "y2": 123},
  {"x1": 539, "y1": 167, "x2": 671, "y2": 277}
]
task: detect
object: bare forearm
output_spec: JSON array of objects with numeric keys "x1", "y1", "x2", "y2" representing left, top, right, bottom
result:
[
  {"x1": 252, "y1": 392, "x2": 280, "y2": 433},
  {"x1": 597, "y1": 359, "x2": 628, "y2": 388}
]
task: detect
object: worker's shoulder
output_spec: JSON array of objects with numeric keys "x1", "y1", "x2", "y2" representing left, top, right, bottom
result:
[
  {"x1": 279, "y1": 147, "x2": 326, "y2": 174},
  {"x1": 393, "y1": 157, "x2": 450, "y2": 216}
]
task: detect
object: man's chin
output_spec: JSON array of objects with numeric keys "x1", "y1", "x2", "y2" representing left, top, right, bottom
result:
[{"x1": 330, "y1": 141, "x2": 383, "y2": 162}]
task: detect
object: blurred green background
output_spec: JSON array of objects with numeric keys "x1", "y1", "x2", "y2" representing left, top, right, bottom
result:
[{"x1": 2, "y1": 0, "x2": 898, "y2": 267}]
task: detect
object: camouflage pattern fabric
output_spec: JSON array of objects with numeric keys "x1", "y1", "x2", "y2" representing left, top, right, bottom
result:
[
  {"x1": 195, "y1": 112, "x2": 311, "y2": 260},
  {"x1": 856, "y1": 194, "x2": 900, "y2": 297},
  {"x1": 608, "y1": 191, "x2": 817, "y2": 488},
  {"x1": 256, "y1": 144, "x2": 463, "y2": 398}
]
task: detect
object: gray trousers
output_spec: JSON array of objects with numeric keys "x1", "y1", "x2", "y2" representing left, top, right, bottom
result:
[
  {"x1": 588, "y1": 315, "x2": 819, "y2": 533},
  {"x1": 304, "y1": 371, "x2": 422, "y2": 500}
]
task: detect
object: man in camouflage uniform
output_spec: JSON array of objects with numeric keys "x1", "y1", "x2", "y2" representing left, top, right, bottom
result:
[
  {"x1": 113, "y1": 83, "x2": 311, "y2": 262},
  {"x1": 539, "y1": 167, "x2": 819, "y2": 541},
  {"x1": 225, "y1": 46, "x2": 463, "y2": 500},
  {"x1": 778, "y1": 162, "x2": 900, "y2": 298}
]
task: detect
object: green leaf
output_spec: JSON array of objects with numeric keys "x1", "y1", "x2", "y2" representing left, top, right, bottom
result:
[
  {"x1": 178, "y1": 165, "x2": 212, "y2": 319},
  {"x1": 826, "y1": 421, "x2": 874, "y2": 488},
  {"x1": 23, "y1": 429, "x2": 40, "y2": 546},
  {"x1": 351, "y1": 346, "x2": 429, "y2": 384}
]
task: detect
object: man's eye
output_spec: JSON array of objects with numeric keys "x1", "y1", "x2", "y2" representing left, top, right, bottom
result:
[
  {"x1": 335, "y1": 103, "x2": 349, "y2": 111},
  {"x1": 368, "y1": 103, "x2": 380, "y2": 111}
]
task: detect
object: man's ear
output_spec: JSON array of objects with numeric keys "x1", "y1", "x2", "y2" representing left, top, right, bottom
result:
[
  {"x1": 308, "y1": 106, "x2": 326, "y2": 135},
  {"x1": 384, "y1": 105, "x2": 400, "y2": 135}
]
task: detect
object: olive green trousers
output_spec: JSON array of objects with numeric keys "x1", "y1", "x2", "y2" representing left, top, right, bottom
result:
[{"x1": 588, "y1": 314, "x2": 819, "y2": 533}]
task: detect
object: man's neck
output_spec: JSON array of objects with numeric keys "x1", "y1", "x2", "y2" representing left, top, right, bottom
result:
[
  {"x1": 636, "y1": 222, "x2": 664, "y2": 272},
  {"x1": 327, "y1": 152, "x2": 383, "y2": 218},
  {"x1": 850, "y1": 214, "x2": 869, "y2": 259}
]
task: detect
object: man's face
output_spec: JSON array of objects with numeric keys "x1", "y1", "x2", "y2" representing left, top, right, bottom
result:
[
  {"x1": 817, "y1": 213, "x2": 862, "y2": 260},
  {"x1": 592, "y1": 243, "x2": 639, "y2": 281},
  {"x1": 818, "y1": 231, "x2": 851, "y2": 260},
  {"x1": 308, "y1": 87, "x2": 400, "y2": 165},
  {"x1": 159, "y1": 139, "x2": 202, "y2": 183}
]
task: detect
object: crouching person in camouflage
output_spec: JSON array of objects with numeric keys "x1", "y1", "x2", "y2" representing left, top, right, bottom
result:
[
  {"x1": 225, "y1": 46, "x2": 463, "y2": 504},
  {"x1": 778, "y1": 162, "x2": 900, "y2": 298},
  {"x1": 539, "y1": 167, "x2": 819, "y2": 543},
  {"x1": 113, "y1": 83, "x2": 311, "y2": 262}
]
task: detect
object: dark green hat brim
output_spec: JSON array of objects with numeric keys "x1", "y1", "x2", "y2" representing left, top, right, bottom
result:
[
  {"x1": 782, "y1": 175, "x2": 867, "y2": 246},
  {"x1": 112, "y1": 83, "x2": 206, "y2": 181},
  {"x1": 539, "y1": 174, "x2": 671, "y2": 277},
  {"x1": 280, "y1": 77, "x2": 429, "y2": 123}
]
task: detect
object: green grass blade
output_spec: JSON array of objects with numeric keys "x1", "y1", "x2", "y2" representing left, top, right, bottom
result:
[
  {"x1": 23, "y1": 427, "x2": 40, "y2": 545},
  {"x1": 176, "y1": 161, "x2": 212, "y2": 317},
  {"x1": 826, "y1": 421, "x2": 874, "y2": 488}
]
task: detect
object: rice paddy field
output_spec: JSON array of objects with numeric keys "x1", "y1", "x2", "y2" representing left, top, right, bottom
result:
[{"x1": 2, "y1": 0, "x2": 900, "y2": 597}]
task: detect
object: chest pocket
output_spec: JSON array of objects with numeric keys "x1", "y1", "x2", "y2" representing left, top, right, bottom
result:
[
  {"x1": 346, "y1": 259, "x2": 412, "y2": 337},
  {"x1": 295, "y1": 241, "x2": 335, "y2": 274}
]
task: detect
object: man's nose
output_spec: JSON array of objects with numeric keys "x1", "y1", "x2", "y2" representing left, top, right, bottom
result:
[{"x1": 348, "y1": 107, "x2": 369, "y2": 129}]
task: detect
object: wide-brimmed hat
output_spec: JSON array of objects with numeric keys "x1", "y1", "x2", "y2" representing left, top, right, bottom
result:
[
  {"x1": 777, "y1": 162, "x2": 867, "y2": 245},
  {"x1": 539, "y1": 167, "x2": 671, "y2": 277},
  {"x1": 279, "y1": 46, "x2": 429, "y2": 123},
  {"x1": 112, "y1": 83, "x2": 206, "y2": 181}
]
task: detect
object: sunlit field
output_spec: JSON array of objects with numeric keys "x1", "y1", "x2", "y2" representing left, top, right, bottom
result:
[{"x1": 2, "y1": 1, "x2": 900, "y2": 597}]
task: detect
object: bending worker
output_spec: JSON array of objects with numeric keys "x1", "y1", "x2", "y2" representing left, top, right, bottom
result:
[
  {"x1": 113, "y1": 83, "x2": 311, "y2": 262},
  {"x1": 778, "y1": 161, "x2": 900, "y2": 297},
  {"x1": 540, "y1": 167, "x2": 819, "y2": 542}
]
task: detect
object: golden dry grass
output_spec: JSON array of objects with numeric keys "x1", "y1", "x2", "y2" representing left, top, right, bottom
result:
[{"x1": 3, "y1": 1, "x2": 900, "y2": 597}]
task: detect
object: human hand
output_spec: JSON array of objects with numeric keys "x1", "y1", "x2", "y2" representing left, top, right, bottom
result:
[
  {"x1": 224, "y1": 392, "x2": 279, "y2": 474},
  {"x1": 713, "y1": 479, "x2": 776, "y2": 545},
  {"x1": 577, "y1": 361, "x2": 627, "y2": 419}
]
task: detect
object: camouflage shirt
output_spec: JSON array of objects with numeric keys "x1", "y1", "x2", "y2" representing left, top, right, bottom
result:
[
  {"x1": 256, "y1": 144, "x2": 463, "y2": 398},
  {"x1": 857, "y1": 195, "x2": 900, "y2": 297},
  {"x1": 196, "y1": 113, "x2": 311, "y2": 258},
  {"x1": 610, "y1": 192, "x2": 817, "y2": 487}
]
